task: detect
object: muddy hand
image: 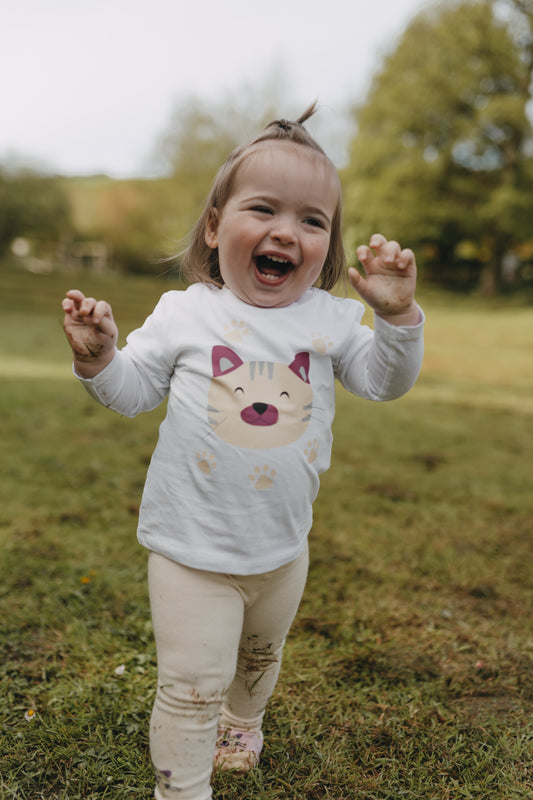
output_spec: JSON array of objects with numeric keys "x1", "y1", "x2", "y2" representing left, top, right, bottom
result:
[
  {"x1": 62, "y1": 289, "x2": 118, "y2": 363},
  {"x1": 348, "y1": 234, "x2": 419, "y2": 325}
]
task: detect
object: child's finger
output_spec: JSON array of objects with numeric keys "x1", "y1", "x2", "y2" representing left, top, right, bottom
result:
[
  {"x1": 92, "y1": 301, "x2": 115, "y2": 335},
  {"x1": 369, "y1": 233, "x2": 387, "y2": 250},
  {"x1": 356, "y1": 245, "x2": 372, "y2": 265},
  {"x1": 79, "y1": 296, "x2": 98, "y2": 317},
  {"x1": 65, "y1": 289, "x2": 85, "y2": 302},
  {"x1": 348, "y1": 266, "x2": 364, "y2": 290},
  {"x1": 380, "y1": 240, "x2": 402, "y2": 265},
  {"x1": 399, "y1": 248, "x2": 416, "y2": 269},
  {"x1": 62, "y1": 290, "x2": 83, "y2": 313},
  {"x1": 64, "y1": 289, "x2": 86, "y2": 313}
]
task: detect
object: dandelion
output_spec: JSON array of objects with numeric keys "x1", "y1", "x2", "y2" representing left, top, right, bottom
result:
[
  {"x1": 114, "y1": 664, "x2": 126, "y2": 676},
  {"x1": 24, "y1": 709, "x2": 36, "y2": 722},
  {"x1": 80, "y1": 576, "x2": 91, "y2": 584}
]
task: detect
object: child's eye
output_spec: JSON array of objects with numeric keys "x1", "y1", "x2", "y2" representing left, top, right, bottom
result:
[
  {"x1": 252, "y1": 206, "x2": 273, "y2": 215},
  {"x1": 304, "y1": 217, "x2": 325, "y2": 229}
]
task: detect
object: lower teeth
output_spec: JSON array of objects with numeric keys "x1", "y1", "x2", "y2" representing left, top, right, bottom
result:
[{"x1": 256, "y1": 256, "x2": 289, "y2": 278}]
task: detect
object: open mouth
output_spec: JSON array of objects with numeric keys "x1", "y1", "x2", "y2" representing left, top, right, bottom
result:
[{"x1": 255, "y1": 254, "x2": 293, "y2": 283}]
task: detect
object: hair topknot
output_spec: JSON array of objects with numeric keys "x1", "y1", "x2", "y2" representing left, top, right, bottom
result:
[
  {"x1": 271, "y1": 102, "x2": 318, "y2": 132},
  {"x1": 217, "y1": 101, "x2": 326, "y2": 177},
  {"x1": 252, "y1": 102, "x2": 325, "y2": 152}
]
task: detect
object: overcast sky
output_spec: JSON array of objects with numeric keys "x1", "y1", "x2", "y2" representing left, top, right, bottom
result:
[{"x1": 2, "y1": 0, "x2": 433, "y2": 177}]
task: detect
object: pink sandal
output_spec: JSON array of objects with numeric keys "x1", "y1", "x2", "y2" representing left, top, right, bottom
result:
[{"x1": 214, "y1": 727, "x2": 264, "y2": 772}]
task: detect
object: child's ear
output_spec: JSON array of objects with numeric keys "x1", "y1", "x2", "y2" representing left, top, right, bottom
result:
[{"x1": 205, "y1": 208, "x2": 219, "y2": 249}]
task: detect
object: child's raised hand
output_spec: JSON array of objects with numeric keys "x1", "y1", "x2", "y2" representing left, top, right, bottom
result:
[
  {"x1": 62, "y1": 289, "x2": 118, "y2": 376},
  {"x1": 348, "y1": 234, "x2": 420, "y2": 326}
]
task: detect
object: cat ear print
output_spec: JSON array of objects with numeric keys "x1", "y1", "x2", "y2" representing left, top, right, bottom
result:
[
  {"x1": 289, "y1": 352, "x2": 310, "y2": 384},
  {"x1": 212, "y1": 345, "x2": 244, "y2": 377},
  {"x1": 212, "y1": 346, "x2": 310, "y2": 382}
]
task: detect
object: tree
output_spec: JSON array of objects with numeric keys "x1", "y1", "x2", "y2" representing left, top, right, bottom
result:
[
  {"x1": 0, "y1": 167, "x2": 71, "y2": 255},
  {"x1": 342, "y1": 0, "x2": 533, "y2": 293}
]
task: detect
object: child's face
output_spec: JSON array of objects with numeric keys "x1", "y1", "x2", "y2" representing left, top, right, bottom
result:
[{"x1": 205, "y1": 142, "x2": 339, "y2": 308}]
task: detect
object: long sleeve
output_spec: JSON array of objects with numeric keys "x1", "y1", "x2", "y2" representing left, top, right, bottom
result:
[
  {"x1": 75, "y1": 348, "x2": 169, "y2": 417},
  {"x1": 334, "y1": 306, "x2": 425, "y2": 401},
  {"x1": 75, "y1": 292, "x2": 179, "y2": 417}
]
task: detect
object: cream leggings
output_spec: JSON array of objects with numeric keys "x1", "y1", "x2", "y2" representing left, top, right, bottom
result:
[{"x1": 148, "y1": 545, "x2": 309, "y2": 800}]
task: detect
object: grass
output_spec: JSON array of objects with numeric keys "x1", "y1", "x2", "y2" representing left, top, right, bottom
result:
[{"x1": 1, "y1": 263, "x2": 532, "y2": 799}]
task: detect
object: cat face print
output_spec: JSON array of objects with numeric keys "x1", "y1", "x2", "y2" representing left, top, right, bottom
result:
[{"x1": 207, "y1": 345, "x2": 313, "y2": 449}]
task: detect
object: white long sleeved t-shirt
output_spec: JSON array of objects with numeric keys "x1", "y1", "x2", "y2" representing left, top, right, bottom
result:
[{"x1": 78, "y1": 283, "x2": 424, "y2": 574}]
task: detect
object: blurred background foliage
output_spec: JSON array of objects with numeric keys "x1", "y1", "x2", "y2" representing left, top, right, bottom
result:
[
  {"x1": 343, "y1": 0, "x2": 533, "y2": 295},
  {"x1": 1, "y1": 0, "x2": 532, "y2": 295}
]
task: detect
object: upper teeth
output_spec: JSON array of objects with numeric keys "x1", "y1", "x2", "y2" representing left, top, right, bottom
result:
[{"x1": 267, "y1": 255, "x2": 290, "y2": 264}]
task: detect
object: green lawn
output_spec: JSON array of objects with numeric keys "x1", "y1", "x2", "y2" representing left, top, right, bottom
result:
[{"x1": 1, "y1": 265, "x2": 532, "y2": 799}]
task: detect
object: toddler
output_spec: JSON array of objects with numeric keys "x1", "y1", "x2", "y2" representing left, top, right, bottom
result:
[{"x1": 62, "y1": 105, "x2": 424, "y2": 799}]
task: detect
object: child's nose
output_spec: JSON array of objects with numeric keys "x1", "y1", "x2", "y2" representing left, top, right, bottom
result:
[{"x1": 271, "y1": 216, "x2": 296, "y2": 244}]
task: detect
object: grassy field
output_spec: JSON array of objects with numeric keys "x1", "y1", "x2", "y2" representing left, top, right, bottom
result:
[{"x1": 1, "y1": 264, "x2": 532, "y2": 799}]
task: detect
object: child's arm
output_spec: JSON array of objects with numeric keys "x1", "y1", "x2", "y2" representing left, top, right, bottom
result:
[
  {"x1": 348, "y1": 234, "x2": 420, "y2": 327},
  {"x1": 62, "y1": 289, "x2": 118, "y2": 378}
]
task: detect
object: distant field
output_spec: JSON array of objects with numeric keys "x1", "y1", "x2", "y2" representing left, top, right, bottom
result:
[{"x1": 1, "y1": 265, "x2": 532, "y2": 799}]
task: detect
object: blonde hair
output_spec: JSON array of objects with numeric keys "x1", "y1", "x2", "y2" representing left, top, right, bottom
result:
[{"x1": 181, "y1": 103, "x2": 346, "y2": 292}]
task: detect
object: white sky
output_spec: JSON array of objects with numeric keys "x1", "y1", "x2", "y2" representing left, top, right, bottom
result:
[{"x1": 1, "y1": 0, "x2": 433, "y2": 177}]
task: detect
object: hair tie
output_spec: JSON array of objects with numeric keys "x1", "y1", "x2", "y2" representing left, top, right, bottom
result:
[{"x1": 277, "y1": 119, "x2": 292, "y2": 132}]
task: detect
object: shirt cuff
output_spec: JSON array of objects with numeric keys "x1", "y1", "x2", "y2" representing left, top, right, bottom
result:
[
  {"x1": 73, "y1": 350, "x2": 124, "y2": 407},
  {"x1": 374, "y1": 304, "x2": 425, "y2": 337}
]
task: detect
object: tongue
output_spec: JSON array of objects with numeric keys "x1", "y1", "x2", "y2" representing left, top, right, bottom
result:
[
  {"x1": 257, "y1": 256, "x2": 287, "y2": 277},
  {"x1": 262, "y1": 264, "x2": 283, "y2": 277}
]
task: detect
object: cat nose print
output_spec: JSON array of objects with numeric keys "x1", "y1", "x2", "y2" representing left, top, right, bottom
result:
[{"x1": 241, "y1": 402, "x2": 279, "y2": 427}]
